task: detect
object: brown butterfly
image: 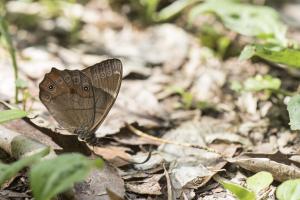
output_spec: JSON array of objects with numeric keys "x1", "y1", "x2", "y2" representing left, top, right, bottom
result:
[{"x1": 39, "y1": 58, "x2": 122, "y2": 140}]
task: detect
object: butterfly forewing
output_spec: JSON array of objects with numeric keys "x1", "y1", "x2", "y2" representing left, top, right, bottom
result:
[
  {"x1": 39, "y1": 68, "x2": 95, "y2": 133},
  {"x1": 82, "y1": 58, "x2": 122, "y2": 132}
]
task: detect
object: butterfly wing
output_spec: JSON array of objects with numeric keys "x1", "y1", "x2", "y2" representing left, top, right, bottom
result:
[
  {"x1": 82, "y1": 58, "x2": 123, "y2": 132},
  {"x1": 39, "y1": 68, "x2": 95, "y2": 133}
]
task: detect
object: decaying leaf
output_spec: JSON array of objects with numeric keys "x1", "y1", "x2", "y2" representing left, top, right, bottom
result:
[
  {"x1": 125, "y1": 174, "x2": 164, "y2": 195},
  {"x1": 74, "y1": 163, "x2": 125, "y2": 200},
  {"x1": 92, "y1": 146, "x2": 132, "y2": 167}
]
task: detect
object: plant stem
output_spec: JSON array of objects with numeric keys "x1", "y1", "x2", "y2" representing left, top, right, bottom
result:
[{"x1": 0, "y1": 15, "x2": 19, "y2": 103}]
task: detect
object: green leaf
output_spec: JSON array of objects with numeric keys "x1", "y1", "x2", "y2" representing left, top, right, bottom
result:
[
  {"x1": 143, "y1": 0, "x2": 160, "y2": 21},
  {"x1": 239, "y1": 45, "x2": 256, "y2": 60},
  {"x1": 0, "y1": 148, "x2": 49, "y2": 187},
  {"x1": 217, "y1": 36, "x2": 231, "y2": 58},
  {"x1": 221, "y1": 180, "x2": 256, "y2": 200},
  {"x1": 287, "y1": 95, "x2": 300, "y2": 130},
  {"x1": 0, "y1": 109, "x2": 28, "y2": 124},
  {"x1": 230, "y1": 80, "x2": 243, "y2": 92},
  {"x1": 189, "y1": 0, "x2": 287, "y2": 46},
  {"x1": 169, "y1": 86, "x2": 194, "y2": 109},
  {"x1": 0, "y1": 15, "x2": 14, "y2": 53},
  {"x1": 246, "y1": 171, "x2": 273, "y2": 194},
  {"x1": 30, "y1": 153, "x2": 103, "y2": 200},
  {"x1": 157, "y1": 0, "x2": 200, "y2": 21},
  {"x1": 240, "y1": 45, "x2": 300, "y2": 68},
  {"x1": 15, "y1": 78, "x2": 28, "y2": 89},
  {"x1": 244, "y1": 75, "x2": 281, "y2": 92},
  {"x1": 276, "y1": 179, "x2": 300, "y2": 200}
]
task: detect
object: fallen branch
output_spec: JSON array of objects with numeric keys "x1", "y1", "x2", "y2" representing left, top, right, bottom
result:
[{"x1": 0, "y1": 125, "x2": 55, "y2": 159}]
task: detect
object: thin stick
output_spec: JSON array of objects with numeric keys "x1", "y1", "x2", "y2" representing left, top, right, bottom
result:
[
  {"x1": 0, "y1": 16, "x2": 19, "y2": 103},
  {"x1": 163, "y1": 163, "x2": 173, "y2": 200},
  {"x1": 126, "y1": 124, "x2": 220, "y2": 155}
]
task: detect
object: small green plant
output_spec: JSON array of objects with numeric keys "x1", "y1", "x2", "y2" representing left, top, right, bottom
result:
[
  {"x1": 189, "y1": 0, "x2": 287, "y2": 46},
  {"x1": 187, "y1": 0, "x2": 300, "y2": 66},
  {"x1": 240, "y1": 44, "x2": 300, "y2": 69},
  {"x1": 156, "y1": 0, "x2": 201, "y2": 22},
  {"x1": 287, "y1": 95, "x2": 300, "y2": 131},
  {"x1": 221, "y1": 180, "x2": 256, "y2": 200},
  {"x1": 276, "y1": 179, "x2": 300, "y2": 200},
  {"x1": 172, "y1": 87, "x2": 194, "y2": 109},
  {"x1": 220, "y1": 171, "x2": 273, "y2": 200},
  {"x1": 0, "y1": 109, "x2": 28, "y2": 124},
  {"x1": 199, "y1": 24, "x2": 232, "y2": 59},
  {"x1": 231, "y1": 75, "x2": 281, "y2": 93},
  {"x1": 0, "y1": 149, "x2": 103, "y2": 200},
  {"x1": 170, "y1": 86, "x2": 215, "y2": 110},
  {"x1": 0, "y1": 10, "x2": 32, "y2": 108},
  {"x1": 40, "y1": 0, "x2": 76, "y2": 17},
  {"x1": 0, "y1": 148, "x2": 50, "y2": 186},
  {"x1": 230, "y1": 74, "x2": 293, "y2": 98},
  {"x1": 30, "y1": 154, "x2": 103, "y2": 200},
  {"x1": 111, "y1": 0, "x2": 200, "y2": 24},
  {"x1": 0, "y1": 14, "x2": 19, "y2": 103}
]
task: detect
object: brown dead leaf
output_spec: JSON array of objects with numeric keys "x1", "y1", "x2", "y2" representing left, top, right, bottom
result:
[
  {"x1": 92, "y1": 146, "x2": 132, "y2": 167},
  {"x1": 170, "y1": 165, "x2": 212, "y2": 189},
  {"x1": 157, "y1": 121, "x2": 226, "y2": 190},
  {"x1": 106, "y1": 188, "x2": 124, "y2": 200},
  {"x1": 132, "y1": 152, "x2": 164, "y2": 171},
  {"x1": 125, "y1": 174, "x2": 164, "y2": 195},
  {"x1": 74, "y1": 162, "x2": 125, "y2": 200},
  {"x1": 122, "y1": 165, "x2": 164, "y2": 180}
]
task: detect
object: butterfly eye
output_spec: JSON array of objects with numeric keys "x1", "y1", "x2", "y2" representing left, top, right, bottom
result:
[
  {"x1": 83, "y1": 86, "x2": 89, "y2": 91},
  {"x1": 48, "y1": 84, "x2": 54, "y2": 90}
]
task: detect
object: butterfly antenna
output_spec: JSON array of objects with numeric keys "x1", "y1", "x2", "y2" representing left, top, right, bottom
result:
[
  {"x1": 132, "y1": 150, "x2": 152, "y2": 165},
  {"x1": 118, "y1": 146, "x2": 153, "y2": 165}
]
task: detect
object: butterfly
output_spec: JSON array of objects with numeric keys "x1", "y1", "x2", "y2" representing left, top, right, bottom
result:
[{"x1": 39, "y1": 58, "x2": 122, "y2": 140}]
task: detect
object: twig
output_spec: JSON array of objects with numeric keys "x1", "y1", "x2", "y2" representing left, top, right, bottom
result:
[
  {"x1": 163, "y1": 163, "x2": 173, "y2": 200},
  {"x1": 126, "y1": 123, "x2": 221, "y2": 155},
  {"x1": 0, "y1": 125, "x2": 55, "y2": 159}
]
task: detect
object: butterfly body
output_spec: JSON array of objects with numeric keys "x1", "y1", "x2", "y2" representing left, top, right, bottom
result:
[{"x1": 39, "y1": 59, "x2": 123, "y2": 140}]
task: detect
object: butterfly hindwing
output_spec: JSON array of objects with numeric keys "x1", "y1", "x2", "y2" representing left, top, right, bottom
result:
[{"x1": 82, "y1": 58, "x2": 123, "y2": 132}]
